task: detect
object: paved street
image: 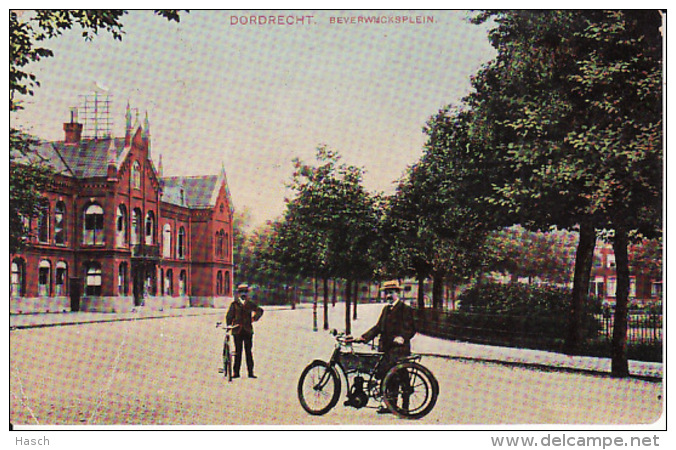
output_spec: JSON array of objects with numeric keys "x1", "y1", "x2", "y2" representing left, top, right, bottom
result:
[{"x1": 10, "y1": 303, "x2": 663, "y2": 426}]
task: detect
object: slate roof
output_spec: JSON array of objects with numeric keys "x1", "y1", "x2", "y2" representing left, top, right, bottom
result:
[
  {"x1": 16, "y1": 134, "x2": 228, "y2": 211},
  {"x1": 161, "y1": 175, "x2": 220, "y2": 208},
  {"x1": 12, "y1": 137, "x2": 126, "y2": 178},
  {"x1": 53, "y1": 138, "x2": 126, "y2": 178}
]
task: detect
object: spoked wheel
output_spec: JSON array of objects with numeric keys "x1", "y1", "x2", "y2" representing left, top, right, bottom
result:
[
  {"x1": 297, "y1": 360, "x2": 341, "y2": 415},
  {"x1": 382, "y1": 361, "x2": 439, "y2": 419}
]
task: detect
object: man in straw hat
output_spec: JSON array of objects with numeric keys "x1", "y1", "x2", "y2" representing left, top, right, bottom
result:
[
  {"x1": 355, "y1": 279, "x2": 416, "y2": 413},
  {"x1": 226, "y1": 283, "x2": 264, "y2": 378}
]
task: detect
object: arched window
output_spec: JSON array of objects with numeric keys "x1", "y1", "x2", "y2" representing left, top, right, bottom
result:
[
  {"x1": 116, "y1": 205, "x2": 127, "y2": 247},
  {"x1": 178, "y1": 226, "x2": 186, "y2": 259},
  {"x1": 131, "y1": 208, "x2": 142, "y2": 245},
  {"x1": 38, "y1": 260, "x2": 51, "y2": 297},
  {"x1": 224, "y1": 271, "x2": 231, "y2": 297},
  {"x1": 225, "y1": 232, "x2": 230, "y2": 258},
  {"x1": 118, "y1": 262, "x2": 128, "y2": 295},
  {"x1": 163, "y1": 224, "x2": 172, "y2": 258},
  {"x1": 37, "y1": 201, "x2": 50, "y2": 243},
  {"x1": 215, "y1": 232, "x2": 221, "y2": 258},
  {"x1": 11, "y1": 258, "x2": 26, "y2": 297},
  {"x1": 54, "y1": 201, "x2": 66, "y2": 245},
  {"x1": 55, "y1": 261, "x2": 68, "y2": 296},
  {"x1": 84, "y1": 262, "x2": 102, "y2": 296},
  {"x1": 83, "y1": 204, "x2": 105, "y2": 245},
  {"x1": 216, "y1": 271, "x2": 223, "y2": 295},
  {"x1": 132, "y1": 161, "x2": 141, "y2": 189},
  {"x1": 165, "y1": 269, "x2": 173, "y2": 296},
  {"x1": 145, "y1": 211, "x2": 155, "y2": 245},
  {"x1": 179, "y1": 270, "x2": 187, "y2": 296}
]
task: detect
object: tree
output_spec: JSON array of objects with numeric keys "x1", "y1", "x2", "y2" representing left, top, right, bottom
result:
[
  {"x1": 484, "y1": 226, "x2": 578, "y2": 284},
  {"x1": 10, "y1": 10, "x2": 184, "y2": 254},
  {"x1": 467, "y1": 11, "x2": 662, "y2": 375},
  {"x1": 385, "y1": 107, "x2": 496, "y2": 309},
  {"x1": 269, "y1": 147, "x2": 380, "y2": 333}
]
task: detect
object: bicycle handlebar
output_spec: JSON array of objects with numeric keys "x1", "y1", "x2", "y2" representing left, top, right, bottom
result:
[{"x1": 215, "y1": 322, "x2": 240, "y2": 331}]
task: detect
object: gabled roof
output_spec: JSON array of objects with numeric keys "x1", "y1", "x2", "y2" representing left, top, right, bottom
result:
[
  {"x1": 161, "y1": 175, "x2": 219, "y2": 208},
  {"x1": 53, "y1": 138, "x2": 127, "y2": 178},
  {"x1": 161, "y1": 168, "x2": 233, "y2": 212}
]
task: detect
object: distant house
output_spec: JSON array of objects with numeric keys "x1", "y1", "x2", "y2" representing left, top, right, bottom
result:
[
  {"x1": 10, "y1": 104, "x2": 235, "y2": 313},
  {"x1": 589, "y1": 242, "x2": 662, "y2": 308}
]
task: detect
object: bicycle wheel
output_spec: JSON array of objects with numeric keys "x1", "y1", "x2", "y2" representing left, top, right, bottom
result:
[
  {"x1": 382, "y1": 361, "x2": 438, "y2": 419},
  {"x1": 297, "y1": 360, "x2": 341, "y2": 415},
  {"x1": 222, "y1": 337, "x2": 232, "y2": 382}
]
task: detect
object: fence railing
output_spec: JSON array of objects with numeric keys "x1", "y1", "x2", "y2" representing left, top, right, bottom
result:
[
  {"x1": 597, "y1": 312, "x2": 663, "y2": 344},
  {"x1": 414, "y1": 308, "x2": 663, "y2": 348}
]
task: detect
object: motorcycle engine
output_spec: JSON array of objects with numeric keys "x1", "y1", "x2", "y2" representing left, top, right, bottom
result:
[{"x1": 345, "y1": 376, "x2": 369, "y2": 409}]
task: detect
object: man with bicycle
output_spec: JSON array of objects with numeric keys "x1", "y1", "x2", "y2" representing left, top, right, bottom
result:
[
  {"x1": 226, "y1": 283, "x2": 264, "y2": 379},
  {"x1": 355, "y1": 280, "x2": 416, "y2": 413}
]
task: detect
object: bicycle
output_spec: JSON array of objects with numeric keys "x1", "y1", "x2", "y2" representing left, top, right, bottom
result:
[
  {"x1": 215, "y1": 322, "x2": 238, "y2": 382},
  {"x1": 297, "y1": 329, "x2": 439, "y2": 419}
]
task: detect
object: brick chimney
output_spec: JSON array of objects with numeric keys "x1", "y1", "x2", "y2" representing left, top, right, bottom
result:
[{"x1": 63, "y1": 107, "x2": 83, "y2": 144}]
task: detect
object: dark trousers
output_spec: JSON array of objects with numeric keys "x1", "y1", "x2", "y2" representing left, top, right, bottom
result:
[{"x1": 233, "y1": 331, "x2": 254, "y2": 376}]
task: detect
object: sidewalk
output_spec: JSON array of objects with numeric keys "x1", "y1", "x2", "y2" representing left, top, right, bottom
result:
[{"x1": 9, "y1": 305, "x2": 662, "y2": 381}]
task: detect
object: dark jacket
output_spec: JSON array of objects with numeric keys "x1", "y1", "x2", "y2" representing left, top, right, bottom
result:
[
  {"x1": 361, "y1": 300, "x2": 416, "y2": 356},
  {"x1": 226, "y1": 297, "x2": 264, "y2": 335}
]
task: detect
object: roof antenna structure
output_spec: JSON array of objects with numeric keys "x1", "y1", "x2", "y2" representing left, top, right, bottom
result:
[{"x1": 79, "y1": 82, "x2": 113, "y2": 140}]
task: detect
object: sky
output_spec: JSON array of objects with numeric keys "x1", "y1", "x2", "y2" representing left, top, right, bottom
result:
[{"x1": 12, "y1": 10, "x2": 497, "y2": 228}]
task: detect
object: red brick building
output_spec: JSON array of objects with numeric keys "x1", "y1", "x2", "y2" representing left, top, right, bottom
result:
[
  {"x1": 10, "y1": 105, "x2": 234, "y2": 313},
  {"x1": 589, "y1": 242, "x2": 662, "y2": 308}
]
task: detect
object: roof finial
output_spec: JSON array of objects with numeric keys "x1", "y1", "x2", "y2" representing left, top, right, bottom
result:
[
  {"x1": 126, "y1": 101, "x2": 132, "y2": 128},
  {"x1": 158, "y1": 154, "x2": 163, "y2": 178}
]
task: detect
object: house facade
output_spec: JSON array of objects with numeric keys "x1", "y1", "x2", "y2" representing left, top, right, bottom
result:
[
  {"x1": 589, "y1": 242, "x2": 662, "y2": 308},
  {"x1": 10, "y1": 105, "x2": 234, "y2": 313}
]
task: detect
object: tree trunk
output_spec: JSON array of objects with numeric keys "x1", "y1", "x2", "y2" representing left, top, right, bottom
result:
[
  {"x1": 432, "y1": 272, "x2": 444, "y2": 309},
  {"x1": 353, "y1": 280, "x2": 359, "y2": 320},
  {"x1": 565, "y1": 221, "x2": 595, "y2": 354},
  {"x1": 611, "y1": 226, "x2": 631, "y2": 377},
  {"x1": 312, "y1": 277, "x2": 318, "y2": 332},
  {"x1": 344, "y1": 279, "x2": 352, "y2": 335},
  {"x1": 417, "y1": 274, "x2": 425, "y2": 309},
  {"x1": 323, "y1": 277, "x2": 329, "y2": 330},
  {"x1": 332, "y1": 279, "x2": 337, "y2": 307}
]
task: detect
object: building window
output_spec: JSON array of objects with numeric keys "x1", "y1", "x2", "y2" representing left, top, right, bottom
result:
[
  {"x1": 607, "y1": 277, "x2": 617, "y2": 298},
  {"x1": 225, "y1": 232, "x2": 230, "y2": 258},
  {"x1": 179, "y1": 270, "x2": 187, "y2": 296},
  {"x1": 651, "y1": 281, "x2": 663, "y2": 299},
  {"x1": 11, "y1": 259, "x2": 25, "y2": 297},
  {"x1": 11, "y1": 258, "x2": 26, "y2": 297},
  {"x1": 216, "y1": 271, "x2": 223, "y2": 295},
  {"x1": 163, "y1": 224, "x2": 172, "y2": 258},
  {"x1": 116, "y1": 205, "x2": 127, "y2": 247},
  {"x1": 37, "y1": 202, "x2": 50, "y2": 244},
  {"x1": 131, "y1": 208, "x2": 142, "y2": 245},
  {"x1": 55, "y1": 261, "x2": 67, "y2": 296},
  {"x1": 145, "y1": 211, "x2": 155, "y2": 245},
  {"x1": 224, "y1": 271, "x2": 231, "y2": 297},
  {"x1": 132, "y1": 161, "x2": 141, "y2": 189},
  {"x1": 607, "y1": 254, "x2": 616, "y2": 269},
  {"x1": 145, "y1": 268, "x2": 156, "y2": 296},
  {"x1": 83, "y1": 204, "x2": 105, "y2": 245},
  {"x1": 38, "y1": 260, "x2": 51, "y2": 297},
  {"x1": 85, "y1": 263, "x2": 102, "y2": 296},
  {"x1": 178, "y1": 227, "x2": 186, "y2": 259},
  {"x1": 54, "y1": 201, "x2": 66, "y2": 245},
  {"x1": 165, "y1": 269, "x2": 173, "y2": 296},
  {"x1": 216, "y1": 229, "x2": 225, "y2": 258},
  {"x1": 118, "y1": 263, "x2": 129, "y2": 295}
]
